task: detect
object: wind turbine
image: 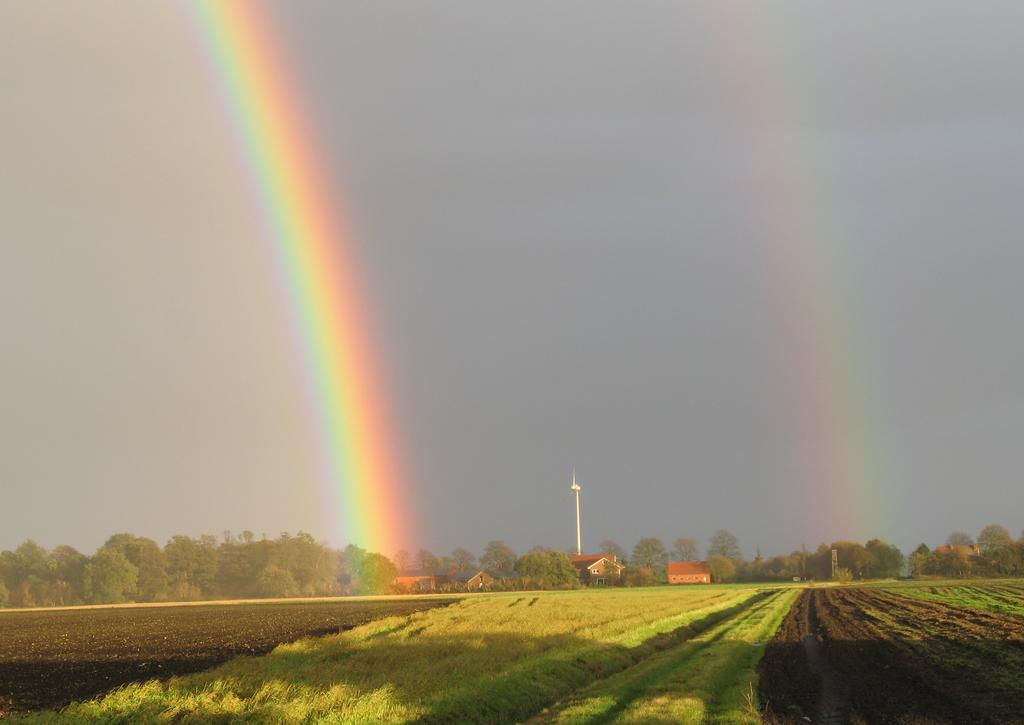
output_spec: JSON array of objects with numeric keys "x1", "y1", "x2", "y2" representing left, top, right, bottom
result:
[{"x1": 570, "y1": 468, "x2": 582, "y2": 556}]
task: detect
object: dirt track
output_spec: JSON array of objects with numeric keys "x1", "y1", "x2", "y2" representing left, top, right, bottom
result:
[
  {"x1": 760, "y1": 588, "x2": 1024, "y2": 724},
  {"x1": 0, "y1": 598, "x2": 453, "y2": 715}
]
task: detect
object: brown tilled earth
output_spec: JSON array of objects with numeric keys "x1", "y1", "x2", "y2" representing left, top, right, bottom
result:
[
  {"x1": 0, "y1": 598, "x2": 454, "y2": 715},
  {"x1": 760, "y1": 588, "x2": 1024, "y2": 725}
]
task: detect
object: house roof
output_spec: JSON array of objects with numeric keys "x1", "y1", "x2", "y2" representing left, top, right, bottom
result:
[
  {"x1": 570, "y1": 554, "x2": 624, "y2": 570},
  {"x1": 667, "y1": 561, "x2": 711, "y2": 576},
  {"x1": 451, "y1": 570, "x2": 489, "y2": 583},
  {"x1": 934, "y1": 544, "x2": 979, "y2": 556}
]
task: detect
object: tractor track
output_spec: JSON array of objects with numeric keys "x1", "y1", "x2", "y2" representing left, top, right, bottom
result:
[{"x1": 529, "y1": 589, "x2": 789, "y2": 724}]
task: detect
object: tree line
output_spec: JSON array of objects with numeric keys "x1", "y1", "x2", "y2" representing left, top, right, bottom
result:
[
  {"x1": 3, "y1": 522, "x2": 1021, "y2": 607},
  {"x1": 595, "y1": 523, "x2": 1024, "y2": 584},
  {"x1": 909, "y1": 525, "x2": 1024, "y2": 578},
  {"x1": 0, "y1": 532, "x2": 401, "y2": 608}
]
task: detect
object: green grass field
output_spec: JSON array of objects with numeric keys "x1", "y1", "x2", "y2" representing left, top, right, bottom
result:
[{"x1": 17, "y1": 586, "x2": 789, "y2": 724}]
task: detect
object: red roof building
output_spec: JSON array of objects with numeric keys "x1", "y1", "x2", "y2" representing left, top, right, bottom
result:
[
  {"x1": 570, "y1": 554, "x2": 625, "y2": 585},
  {"x1": 934, "y1": 544, "x2": 981, "y2": 556},
  {"x1": 667, "y1": 561, "x2": 712, "y2": 584},
  {"x1": 394, "y1": 569, "x2": 451, "y2": 591}
]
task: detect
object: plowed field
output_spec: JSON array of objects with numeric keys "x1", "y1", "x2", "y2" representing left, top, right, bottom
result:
[
  {"x1": 760, "y1": 587, "x2": 1024, "y2": 724},
  {"x1": 0, "y1": 598, "x2": 454, "y2": 716}
]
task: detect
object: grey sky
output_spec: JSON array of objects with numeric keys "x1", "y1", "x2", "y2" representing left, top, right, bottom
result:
[{"x1": 2, "y1": 1, "x2": 1022, "y2": 559}]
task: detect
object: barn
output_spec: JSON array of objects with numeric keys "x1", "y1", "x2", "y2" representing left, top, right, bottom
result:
[
  {"x1": 394, "y1": 569, "x2": 451, "y2": 591},
  {"x1": 395, "y1": 568, "x2": 495, "y2": 591},
  {"x1": 667, "y1": 560, "x2": 712, "y2": 584}
]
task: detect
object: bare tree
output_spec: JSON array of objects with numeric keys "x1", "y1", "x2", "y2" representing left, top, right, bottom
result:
[
  {"x1": 480, "y1": 540, "x2": 517, "y2": 574},
  {"x1": 632, "y1": 538, "x2": 668, "y2": 568},
  {"x1": 393, "y1": 550, "x2": 412, "y2": 571},
  {"x1": 707, "y1": 530, "x2": 742, "y2": 560},
  {"x1": 451, "y1": 547, "x2": 476, "y2": 571},
  {"x1": 600, "y1": 539, "x2": 626, "y2": 561},
  {"x1": 946, "y1": 531, "x2": 974, "y2": 547},
  {"x1": 415, "y1": 549, "x2": 440, "y2": 570},
  {"x1": 672, "y1": 537, "x2": 699, "y2": 561},
  {"x1": 977, "y1": 524, "x2": 1012, "y2": 554}
]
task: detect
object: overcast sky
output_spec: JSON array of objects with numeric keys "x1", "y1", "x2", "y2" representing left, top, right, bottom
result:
[{"x1": 2, "y1": 1, "x2": 1023, "y2": 559}]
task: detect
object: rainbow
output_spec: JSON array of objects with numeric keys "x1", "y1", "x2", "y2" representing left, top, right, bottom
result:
[
  {"x1": 705, "y1": 5, "x2": 893, "y2": 541},
  {"x1": 187, "y1": 1, "x2": 409, "y2": 554}
]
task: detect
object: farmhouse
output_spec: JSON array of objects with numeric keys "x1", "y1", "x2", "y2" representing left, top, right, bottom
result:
[
  {"x1": 667, "y1": 560, "x2": 712, "y2": 584},
  {"x1": 451, "y1": 569, "x2": 494, "y2": 590},
  {"x1": 571, "y1": 553, "x2": 625, "y2": 585},
  {"x1": 934, "y1": 544, "x2": 981, "y2": 556}
]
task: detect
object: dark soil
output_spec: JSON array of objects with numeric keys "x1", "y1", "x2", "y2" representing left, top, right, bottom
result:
[
  {"x1": 760, "y1": 588, "x2": 1024, "y2": 725},
  {"x1": 0, "y1": 597, "x2": 454, "y2": 715}
]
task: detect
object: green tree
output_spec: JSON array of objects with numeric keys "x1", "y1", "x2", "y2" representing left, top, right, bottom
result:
[
  {"x1": 84, "y1": 549, "x2": 138, "y2": 603},
  {"x1": 51, "y1": 545, "x2": 88, "y2": 605},
  {"x1": 516, "y1": 549, "x2": 578, "y2": 587},
  {"x1": 5, "y1": 540, "x2": 57, "y2": 607},
  {"x1": 451, "y1": 548, "x2": 476, "y2": 571},
  {"x1": 672, "y1": 537, "x2": 699, "y2": 562},
  {"x1": 102, "y1": 534, "x2": 167, "y2": 601},
  {"x1": 831, "y1": 541, "x2": 873, "y2": 579},
  {"x1": 355, "y1": 552, "x2": 397, "y2": 595},
  {"x1": 480, "y1": 541, "x2": 517, "y2": 574},
  {"x1": 338, "y1": 545, "x2": 366, "y2": 593},
  {"x1": 599, "y1": 539, "x2": 626, "y2": 562},
  {"x1": 806, "y1": 544, "x2": 834, "y2": 580},
  {"x1": 165, "y1": 535, "x2": 218, "y2": 599},
  {"x1": 631, "y1": 538, "x2": 668, "y2": 569},
  {"x1": 865, "y1": 539, "x2": 904, "y2": 578},
  {"x1": 946, "y1": 531, "x2": 974, "y2": 547},
  {"x1": 255, "y1": 565, "x2": 298, "y2": 597},
  {"x1": 707, "y1": 530, "x2": 742, "y2": 560},
  {"x1": 275, "y1": 532, "x2": 337, "y2": 595},
  {"x1": 909, "y1": 543, "x2": 934, "y2": 577},
  {"x1": 623, "y1": 566, "x2": 657, "y2": 587},
  {"x1": 977, "y1": 524, "x2": 1013, "y2": 554},
  {"x1": 707, "y1": 554, "x2": 736, "y2": 583},
  {"x1": 0, "y1": 578, "x2": 8, "y2": 607},
  {"x1": 216, "y1": 535, "x2": 266, "y2": 598}
]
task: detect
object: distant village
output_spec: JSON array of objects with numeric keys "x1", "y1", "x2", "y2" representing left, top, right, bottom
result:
[
  {"x1": 394, "y1": 552, "x2": 711, "y2": 593},
  {"x1": 389, "y1": 473, "x2": 1023, "y2": 593}
]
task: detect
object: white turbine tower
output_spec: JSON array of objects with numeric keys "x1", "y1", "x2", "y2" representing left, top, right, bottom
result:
[{"x1": 570, "y1": 468, "x2": 582, "y2": 556}]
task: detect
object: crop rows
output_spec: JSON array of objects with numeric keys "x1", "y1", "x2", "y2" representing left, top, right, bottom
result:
[
  {"x1": 761, "y1": 586, "x2": 1024, "y2": 724},
  {"x1": 890, "y1": 581, "x2": 1024, "y2": 616},
  {"x1": 0, "y1": 598, "x2": 455, "y2": 716}
]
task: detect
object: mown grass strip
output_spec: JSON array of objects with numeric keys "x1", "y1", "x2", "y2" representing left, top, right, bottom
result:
[
  {"x1": 531, "y1": 589, "x2": 798, "y2": 725},
  {"x1": 16, "y1": 587, "x2": 780, "y2": 724}
]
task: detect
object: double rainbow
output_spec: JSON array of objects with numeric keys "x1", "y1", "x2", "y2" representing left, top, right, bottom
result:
[
  {"x1": 705, "y1": 5, "x2": 892, "y2": 540},
  {"x1": 189, "y1": 1, "x2": 408, "y2": 554}
]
